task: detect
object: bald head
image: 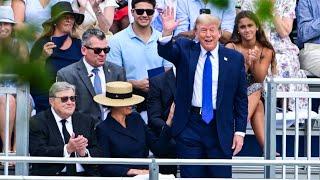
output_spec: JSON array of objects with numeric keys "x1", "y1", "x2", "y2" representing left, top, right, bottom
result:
[{"x1": 194, "y1": 14, "x2": 221, "y2": 31}]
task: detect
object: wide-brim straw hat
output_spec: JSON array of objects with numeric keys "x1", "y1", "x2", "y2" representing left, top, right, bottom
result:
[
  {"x1": 94, "y1": 81, "x2": 145, "y2": 107},
  {"x1": 42, "y1": 1, "x2": 84, "y2": 28},
  {"x1": 0, "y1": 6, "x2": 16, "y2": 24}
]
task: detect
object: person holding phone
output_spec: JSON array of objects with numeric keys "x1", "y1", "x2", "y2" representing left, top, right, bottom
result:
[
  {"x1": 30, "y1": 1, "x2": 84, "y2": 113},
  {"x1": 29, "y1": 81, "x2": 101, "y2": 176}
]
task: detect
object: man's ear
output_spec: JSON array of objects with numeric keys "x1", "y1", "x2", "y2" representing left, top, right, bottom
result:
[{"x1": 81, "y1": 46, "x2": 86, "y2": 56}]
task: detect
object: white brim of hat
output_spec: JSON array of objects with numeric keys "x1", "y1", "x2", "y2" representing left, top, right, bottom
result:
[
  {"x1": 94, "y1": 94, "x2": 145, "y2": 107},
  {"x1": 0, "y1": 18, "x2": 15, "y2": 24}
]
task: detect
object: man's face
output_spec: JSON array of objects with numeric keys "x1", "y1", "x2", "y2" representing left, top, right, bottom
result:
[
  {"x1": 0, "y1": 22, "x2": 13, "y2": 39},
  {"x1": 131, "y1": 2, "x2": 155, "y2": 28},
  {"x1": 49, "y1": 89, "x2": 76, "y2": 119},
  {"x1": 195, "y1": 23, "x2": 221, "y2": 51},
  {"x1": 82, "y1": 36, "x2": 108, "y2": 67}
]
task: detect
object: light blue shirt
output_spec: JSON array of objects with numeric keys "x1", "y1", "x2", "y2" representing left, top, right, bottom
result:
[
  {"x1": 107, "y1": 24, "x2": 172, "y2": 80},
  {"x1": 296, "y1": 0, "x2": 320, "y2": 48},
  {"x1": 175, "y1": 0, "x2": 235, "y2": 35}
]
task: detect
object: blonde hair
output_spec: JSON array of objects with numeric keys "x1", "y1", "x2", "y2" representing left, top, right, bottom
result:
[{"x1": 194, "y1": 14, "x2": 221, "y2": 31}]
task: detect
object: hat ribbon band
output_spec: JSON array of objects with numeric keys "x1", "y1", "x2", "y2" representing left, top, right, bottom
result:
[{"x1": 106, "y1": 92, "x2": 132, "y2": 99}]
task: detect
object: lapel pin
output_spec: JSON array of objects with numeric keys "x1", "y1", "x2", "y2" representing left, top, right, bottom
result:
[
  {"x1": 107, "y1": 69, "x2": 111, "y2": 73},
  {"x1": 224, "y1": 57, "x2": 228, "y2": 61}
]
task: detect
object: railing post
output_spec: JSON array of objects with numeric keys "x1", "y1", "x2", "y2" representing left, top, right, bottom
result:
[
  {"x1": 149, "y1": 158, "x2": 159, "y2": 180},
  {"x1": 264, "y1": 78, "x2": 277, "y2": 179},
  {"x1": 15, "y1": 83, "x2": 30, "y2": 176}
]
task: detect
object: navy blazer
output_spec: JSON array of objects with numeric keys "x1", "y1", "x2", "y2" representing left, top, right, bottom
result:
[
  {"x1": 158, "y1": 38, "x2": 248, "y2": 155},
  {"x1": 147, "y1": 68, "x2": 176, "y2": 135},
  {"x1": 96, "y1": 112, "x2": 171, "y2": 177}
]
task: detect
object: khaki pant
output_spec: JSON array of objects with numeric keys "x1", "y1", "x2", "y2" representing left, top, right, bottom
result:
[{"x1": 299, "y1": 43, "x2": 320, "y2": 77}]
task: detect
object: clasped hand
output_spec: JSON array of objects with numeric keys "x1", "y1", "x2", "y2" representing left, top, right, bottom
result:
[{"x1": 66, "y1": 133, "x2": 88, "y2": 156}]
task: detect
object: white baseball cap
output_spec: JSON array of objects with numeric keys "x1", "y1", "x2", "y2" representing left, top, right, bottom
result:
[{"x1": 0, "y1": 6, "x2": 16, "y2": 24}]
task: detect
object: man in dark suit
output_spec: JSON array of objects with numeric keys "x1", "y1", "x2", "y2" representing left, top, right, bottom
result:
[
  {"x1": 147, "y1": 67, "x2": 177, "y2": 175},
  {"x1": 57, "y1": 28, "x2": 126, "y2": 122},
  {"x1": 157, "y1": 11, "x2": 248, "y2": 178},
  {"x1": 29, "y1": 82, "x2": 101, "y2": 176}
]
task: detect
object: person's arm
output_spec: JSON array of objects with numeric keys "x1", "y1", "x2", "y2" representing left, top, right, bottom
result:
[
  {"x1": 174, "y1": 0, "x2": 190, "y2": 36},
  {"x1": 250, "y1": 48, "x2": 273, "y2": 83},
  {"x1": 29, "y1": 117, "x2": 64, "y2": 157},
  {"x1": 92, "y1": 0, "x2": 116, "y2": 33},
  {"x1": 11, "y1": 0, "x2": 26, "y2": 29},
  {"x1": 219, "y1": 0, "x2": 236, "y2": 44},
  {"x1": 297, "y1": 0, "x2": 320, "y2": 44},
  {"x1": 95, "y1": 124, "x2": 130, "y2": 177},
  {"x1": 147, "y1": 77, "x2": 168, "y2": 134},
  {"x1": 107, "y1": 36, "x2": 123, "y2": 66},
  {"x1": 232, "y1": 53, "x2": 248, "y2": 156},
  {"x1": 272, "y1": 0, "x2": 295, "y2": 38}
]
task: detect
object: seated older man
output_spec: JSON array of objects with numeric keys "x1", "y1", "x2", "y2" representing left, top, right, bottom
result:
[{"x1": 29, "y1": 82, "x2": 101, "y2": 176}]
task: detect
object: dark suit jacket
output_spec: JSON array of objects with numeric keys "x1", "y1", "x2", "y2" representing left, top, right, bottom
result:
[
  {"x1": 158, "y1": 38, "x2": 248, "y2": 155},
  {"x1": 29, "y1": 109, "x2": 101, "y2": 176},
  {"x1": 56, "y1": 59, "x2": 126, "y2": 122},
  {"x1": 95, "y1": 112, "x2": 171, "y2": 177},
  {"x1": 147, "y1": 68, "x2": 176, "y2": 135}
]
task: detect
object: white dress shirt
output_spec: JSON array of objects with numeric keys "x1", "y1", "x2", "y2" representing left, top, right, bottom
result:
[
  {"x1": 191, "y1": 45, "x2": 219, "y2": 108},
  {"x1": 83, "y1": 58, "x2": 106, "y2": 94},
  {"x1": 51, "y1": 108, "x2": 85, "y2": 173}
]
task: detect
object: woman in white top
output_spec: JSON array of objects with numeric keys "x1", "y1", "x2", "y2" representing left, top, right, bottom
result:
[{"x1": 72, "y1": 0, "x2": 118, "y2": 38}]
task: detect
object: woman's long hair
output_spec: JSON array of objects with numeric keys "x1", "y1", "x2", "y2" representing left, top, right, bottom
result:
[
  {"x1": 40, "y1": 17, "x2": 80, "y2": 39},
  {"x1": 230, "y1": 10, "x2": 276, "y2": 75}
]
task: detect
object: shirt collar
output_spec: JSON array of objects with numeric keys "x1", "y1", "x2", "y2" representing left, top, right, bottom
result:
[
  {"x1": 200, "y1": 43, "x2": 219, "y2": 59},
  {"x1": 51, "y1": 107, "x2": 72, "y2": 124},
  {"x1": 83, "y1": 58, "x2": 104, "y2": 75},
  {"x1": 126, "y1": 23, "x2": 159, "y2": 42}
]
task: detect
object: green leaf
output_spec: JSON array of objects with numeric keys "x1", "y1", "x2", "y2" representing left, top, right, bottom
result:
[
  {"x1": 255, "y1": 0, "x2": 274, "y2": 22},
  {"x1": 208, "y1": 0, "x2": 229, "y2": 9}
]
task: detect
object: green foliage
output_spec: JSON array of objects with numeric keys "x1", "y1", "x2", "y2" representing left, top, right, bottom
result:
[
  {"x1": 254, "y1": 0, "x2": 274, "y2": 22},
  {"x1": 0, "y1": 37, "x2": 50, "y2": 90},
  {"x1": 208, "y1": 0, "x2": 274, "y2": 22},
  {"x1": 208, "y1": 0, "x2": 229, "y2": 9}
]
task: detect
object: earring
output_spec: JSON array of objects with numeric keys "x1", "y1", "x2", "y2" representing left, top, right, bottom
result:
[{"x1": 256, "y1": 28, "x2": 258, "y2": 31}]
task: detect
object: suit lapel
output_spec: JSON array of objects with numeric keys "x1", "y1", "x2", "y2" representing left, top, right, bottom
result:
[
  {"x1": 216, "y1": 45, "x2": 227, "y2": 110},
  {"x1": 103, "y1": 62, "x2": 112, "y2": 82},
  {"x1": 77, "y1": 60, "x2": 96, "y2": 97},
  {"x1": 46, "y1": 110, "x2": 65, "y2": 145},
  {"x1": 189, "y1": 43, "x2": 201, "y2": 94},
  {"x1": 108, "y1": 116, "x2": 138, "y2": 141},
  {"x1": 71, "y1": 113, "x2": 80, "y2": 136}
]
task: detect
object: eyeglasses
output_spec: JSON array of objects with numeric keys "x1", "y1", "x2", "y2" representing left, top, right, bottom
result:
[
  {"x1": 85, "y1": 46, "x2": 111, "y2": 54},
  {"x1": 134, "y1": 9, "x2": 155, "y2": 16},
  {"x1": 52, "y1": 96, "x2": 76, "y2": 103}
]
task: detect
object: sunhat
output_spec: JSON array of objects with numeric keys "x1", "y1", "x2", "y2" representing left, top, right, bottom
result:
[
  {"x1": 0, "y1": 6, "x2": 16, "y2": 24},
  {"x1": 42, "y1": 1, "x2": 84, "y2": 27},
  {"x1": 94, "y1": 81, "x2": 145, "y2": 107}
]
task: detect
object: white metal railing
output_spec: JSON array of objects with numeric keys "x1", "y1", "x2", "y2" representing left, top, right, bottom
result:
[
  {"x1": 0, "y1": 74, "x2": 30, "y2": 176},
  {"x1": 0, "y1": 77, "x2": 319, "y2": 179},
  {"x1": 264, "y1": 77, "x2": 320, "y2": 179}
]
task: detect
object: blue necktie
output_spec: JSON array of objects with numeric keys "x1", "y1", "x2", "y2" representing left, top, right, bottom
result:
[
  {"x1": 92, "y1": 68, "x2": 102, "y2": 94},
  {"x1": 202, "y1": 51, "x2": 214, "y2": 124}
]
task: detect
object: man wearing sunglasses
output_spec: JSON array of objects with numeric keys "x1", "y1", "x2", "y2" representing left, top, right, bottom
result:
[
  {"x1": 57, "y1": 28, "x2": 126, "y2": 123},
  {"x1": 29, "y1": 82, "x2": 101, "y2": 176},
  {"x1": 107, "y1": 0, "x2": 172, "y2": 121}
]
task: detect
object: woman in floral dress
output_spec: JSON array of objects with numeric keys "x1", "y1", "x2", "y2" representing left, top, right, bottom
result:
[{"x1": 241, "y1": 0, "x2": 309, "y2": 111}]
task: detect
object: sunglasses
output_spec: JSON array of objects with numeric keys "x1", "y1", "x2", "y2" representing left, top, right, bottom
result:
[
  {"x1": 134, "y1": 9, "x2": 155, "y2": 16},
  {"x1": 53, "y1": 96, "x2": 76, "y2": 103},
  {"x1": 85, "y1": 46, "x2": 111, "y2": 54}
]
